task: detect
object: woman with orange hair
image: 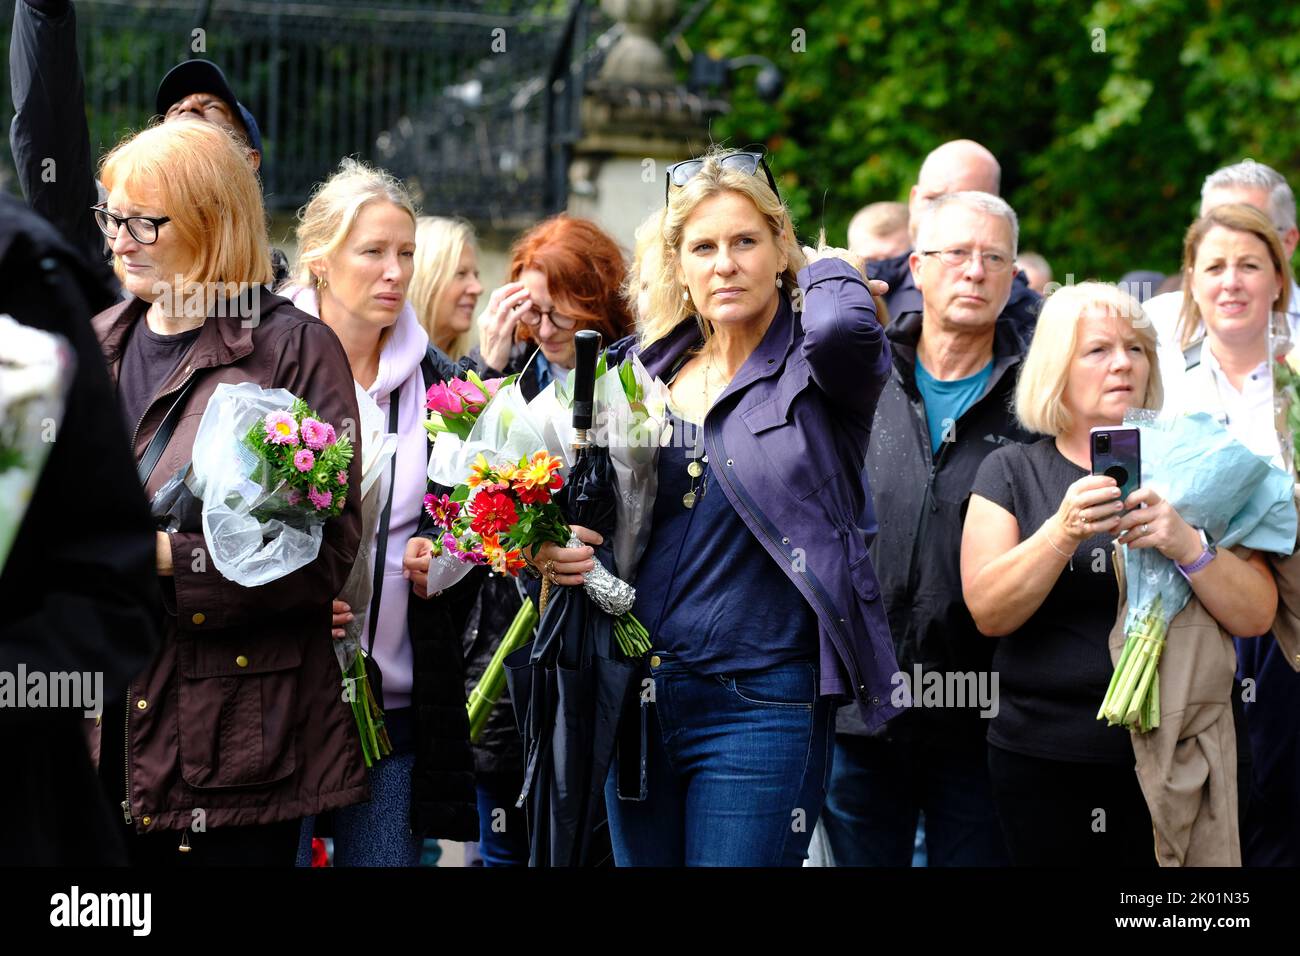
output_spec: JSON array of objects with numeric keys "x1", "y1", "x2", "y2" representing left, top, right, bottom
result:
[
  {"x1": 461, "y1": 215, "x2": 634, "y2": 865},
  {"x1": 475, "y1": 214, "x2": 635, "y2": 397},
  {"x1": 90, "y1": 119, "x2": 366, "y2": 865}
]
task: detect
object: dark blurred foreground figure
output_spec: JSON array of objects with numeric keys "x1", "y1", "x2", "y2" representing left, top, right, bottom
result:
[{"x1": 0, "y1": 193, "x2": 160, "y2": 865}]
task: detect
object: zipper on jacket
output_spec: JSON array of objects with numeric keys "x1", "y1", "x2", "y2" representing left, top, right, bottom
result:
[
  {"x1": 121, "y1": 687, "x2": 133, "y2": 825},
  {"x1": 707, "y1": 423, "x2": 870, "y2": 697},
  {"x1": 129, "y1": 368, "x2": 197, "y2": 462}
]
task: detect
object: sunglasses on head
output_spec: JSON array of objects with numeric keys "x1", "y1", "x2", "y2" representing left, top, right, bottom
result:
[{"x1": 664, "y1": 150, "x2": 781, "y2": 205}]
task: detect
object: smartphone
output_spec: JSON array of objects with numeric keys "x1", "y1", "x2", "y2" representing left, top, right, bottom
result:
[{"x1": 1090, "y1": 425, "x2": 1141, "y2": 504}]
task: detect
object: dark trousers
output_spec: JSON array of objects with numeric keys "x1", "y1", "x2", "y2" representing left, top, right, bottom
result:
[
  {"x1": 987, "y1": 744, "x2": 1156, "y2": 867},
  {"x1": 821, "y1": 732, "x2": 1009, "y2": 866}
]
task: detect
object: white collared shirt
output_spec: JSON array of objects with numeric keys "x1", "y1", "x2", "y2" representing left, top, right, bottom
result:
[{"x1": 1173, "y1": 344, "x2": 1282, "y2": 467}]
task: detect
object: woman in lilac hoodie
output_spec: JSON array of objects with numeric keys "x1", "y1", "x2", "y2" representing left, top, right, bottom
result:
[{"x1": 283, "y1": 159, "x2": 476, "y2": 865}]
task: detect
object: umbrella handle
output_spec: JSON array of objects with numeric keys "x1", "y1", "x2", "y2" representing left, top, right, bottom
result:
[{"x1": 572, "y1": 330, "x2": 601, "y2": 439}]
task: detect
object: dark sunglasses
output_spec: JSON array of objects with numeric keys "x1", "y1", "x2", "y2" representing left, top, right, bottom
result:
[{"x1": 664, "y1": 150, "x2": 781, "y2": 205}]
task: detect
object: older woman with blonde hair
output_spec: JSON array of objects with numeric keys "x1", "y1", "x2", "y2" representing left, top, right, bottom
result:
[
  {"x1": 407, "y1": 216, "x2": 484, "y2": 360},
  {"x1": 280, "y1": 159, "x2": 479, "y2": 866},
  {"x1": 532, "y1": 149, "x2": 897, "y2": 866},
  {"x1": 91, "y1": 119, "x2": 365, "y2": 865},
  {"x1": 961, "y1": 281, "x2": 1277, "y2": 866}
]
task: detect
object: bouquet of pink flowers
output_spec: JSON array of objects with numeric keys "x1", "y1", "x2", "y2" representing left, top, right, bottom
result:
[
  {"x1": 188, "y1": 382, "x2": 353, "y2": 586},
  {"x1": 424, "y1": 370, "x2": 512, "y2": 441},
  {"x1": 245, "y1": 398, "x2": 353, "y2": 520}
]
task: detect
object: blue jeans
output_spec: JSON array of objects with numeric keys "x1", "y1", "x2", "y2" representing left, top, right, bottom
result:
[
  {"x1": 820, "y1": 733, "x2": 1009, "y2": 866},
  {"x1": 472, "y1": 773, "x2": 530, "y2": 867},
  {"x1": 605, "y1": 654, "x2": 835, "y2": 867}
]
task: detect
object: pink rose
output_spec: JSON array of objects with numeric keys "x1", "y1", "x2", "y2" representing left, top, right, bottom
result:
[
  {"x1": 448, "y1": 377, "x2": 487, "y2": 408},
  {"x1": 426, "y1": 382, "x2": 464, "y2": 416}
]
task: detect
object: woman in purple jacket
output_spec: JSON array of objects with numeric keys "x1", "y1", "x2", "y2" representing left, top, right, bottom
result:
[{"x1": 534, "y1": 149, "x2": 899, "y2": 866}]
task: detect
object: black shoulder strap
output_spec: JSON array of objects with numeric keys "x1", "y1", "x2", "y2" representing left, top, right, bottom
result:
[
  {"x1": 368, "y1": 387, "x2": 402, "y2": 656},
  {"x1": 137, "y1": 376, "x2": 197, "y2": 485},
  {"x1": 420, "y1": 347, "x2": 438, "y2": 392}
]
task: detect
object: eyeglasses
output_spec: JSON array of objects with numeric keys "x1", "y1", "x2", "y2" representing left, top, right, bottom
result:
[
  {"x1": 91, "y1": 203, "x2": 172, "y2": 245},
  {"x1": 665, "y1": 150, "x2": 781, "y2": 205},
  {"x1": 920, "y1": 248, "x2": 1014, "y2": 273},
  {"x1": 519, "y1": 306, "x2": 577, "y2": 332}
]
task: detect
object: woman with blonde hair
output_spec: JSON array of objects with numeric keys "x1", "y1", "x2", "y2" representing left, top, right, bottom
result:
[
  {"x1": 1162, "y1": 203, "x2": 1300, "y2": 866},
  {"x1": 408, "y1": 216, "x2": 484, "y2": 360},
  {"x1": 961, "y1": 281, "x2": 1276, "y2": 866},
  {"x1": 91, "y1": 119, "x2": 366, "y2": 865},
  {"x1": 624, "y1": 207, "x2": 666, "y2": 323},
  {"x1": 281, "y1": 158, "x2": 478, "y2": 866},
  {"x1": 531, "y1": 149, "x2": 895, "y2": 866}
]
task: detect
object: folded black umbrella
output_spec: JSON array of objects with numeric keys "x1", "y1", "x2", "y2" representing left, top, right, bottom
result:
[{"x1": 505, "y1": 331, "x2": 640, "y2": 867}]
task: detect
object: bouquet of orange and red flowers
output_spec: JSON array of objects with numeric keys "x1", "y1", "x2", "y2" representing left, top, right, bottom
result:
[{"x1": 423, "y1": 451, "x2": 571, "y2": 577}]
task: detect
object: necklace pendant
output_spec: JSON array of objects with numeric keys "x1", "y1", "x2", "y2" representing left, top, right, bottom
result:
[
  {"x1": 682, "y1": 491, "x2": 697, "y2": 509},
  {"x1": 687, "y1": 460, "x2": 704, "y2": 478}
]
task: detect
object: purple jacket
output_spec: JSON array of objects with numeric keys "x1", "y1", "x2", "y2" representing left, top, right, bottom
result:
[{"x1": 611, "y1": 258, "x2": 902, "y2": 732}]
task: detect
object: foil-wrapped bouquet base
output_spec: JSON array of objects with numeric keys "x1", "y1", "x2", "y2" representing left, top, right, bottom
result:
[{"x1": 570, "y1": 532, "x2": 636, "y2": 616}]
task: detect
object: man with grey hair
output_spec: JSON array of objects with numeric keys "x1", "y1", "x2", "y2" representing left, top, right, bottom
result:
[
  {"x1": 821, "y1": 191, "x2": 1030, "y2": 867},
  {"x1": 870, "y1": 139, "x2": 1041, "y2": 340}
]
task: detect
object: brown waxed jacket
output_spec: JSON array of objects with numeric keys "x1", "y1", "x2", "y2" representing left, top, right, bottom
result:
[
  {"x1": 92, "y1": 289, "x2": 368, "y2": 832},
  {"x1": 1109, "y1": 544, "x2": 1247, "y2": 867}
]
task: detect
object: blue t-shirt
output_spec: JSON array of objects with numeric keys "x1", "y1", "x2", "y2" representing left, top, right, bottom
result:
[
  {"x1": 631, "y1": 413, "x2": 818, "y2": 674},
  {"x1": 915, "y1": 358, "x2": 994, "y2": 454}
]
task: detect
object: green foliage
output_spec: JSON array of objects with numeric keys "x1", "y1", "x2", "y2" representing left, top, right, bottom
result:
[{"x1": 683, "y1": 0, "x2": 1300, "y2": 279}]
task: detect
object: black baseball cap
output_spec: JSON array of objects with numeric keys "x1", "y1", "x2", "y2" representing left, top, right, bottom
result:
[{"x1": 155, "y1": 59, "x2": 263, "y2": 156}]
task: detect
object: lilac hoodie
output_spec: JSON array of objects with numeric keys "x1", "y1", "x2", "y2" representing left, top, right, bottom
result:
[{"x1": 288, "y1": 287, "x2": 430, "y2": 710}]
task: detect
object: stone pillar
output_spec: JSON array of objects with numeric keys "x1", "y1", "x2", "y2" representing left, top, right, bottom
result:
[{"x1": 566, "y1": 0, "x2": 726, "y2": 250}]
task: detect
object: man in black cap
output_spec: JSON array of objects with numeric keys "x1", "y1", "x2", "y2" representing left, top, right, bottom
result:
[{"x1": 154, "y1": 58, "x2": 264, "y2": 172}]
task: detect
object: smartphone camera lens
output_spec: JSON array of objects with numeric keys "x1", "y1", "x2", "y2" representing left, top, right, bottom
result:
[{"x1": 1095, "y1": 433, "x2": 1111, "y2": 454}]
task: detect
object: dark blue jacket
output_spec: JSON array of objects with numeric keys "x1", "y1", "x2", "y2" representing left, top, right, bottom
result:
[{"x1": 611, "y1": 258, "x2": 901, "y2": 731}]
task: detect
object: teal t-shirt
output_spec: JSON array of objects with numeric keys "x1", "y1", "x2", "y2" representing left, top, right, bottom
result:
[{"x1": 915, "y1": 358, "x2": 994, "y2": 454}]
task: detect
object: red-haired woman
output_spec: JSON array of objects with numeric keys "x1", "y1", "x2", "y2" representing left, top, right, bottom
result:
[
  {"x1": 475, "y1": 214, "x2": 634, "y2": 399},
  {"x1": 464, "y1": 215, "x2": 634, "y2": 864}
]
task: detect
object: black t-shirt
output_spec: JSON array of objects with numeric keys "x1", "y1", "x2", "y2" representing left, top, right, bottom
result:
[
  {"x1": 970, "y1": 437, "x2": 1133, "y2": 765},
  {"x1": 117, "y1": 318, "x2": 201, "y2": 440}
]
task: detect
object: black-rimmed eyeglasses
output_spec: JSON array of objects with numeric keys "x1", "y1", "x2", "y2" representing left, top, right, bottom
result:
[
  {"x1": 665, "y1": 150, "x2": 781, "y2": 205},
  {"x1": 91, "y1": 203, "x2": 172, "y2": 245}
]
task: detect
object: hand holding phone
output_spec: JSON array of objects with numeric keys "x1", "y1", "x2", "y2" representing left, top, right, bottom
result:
[{"x1": 1090, "y1": 425, "x2": 1141, "y2": 506}]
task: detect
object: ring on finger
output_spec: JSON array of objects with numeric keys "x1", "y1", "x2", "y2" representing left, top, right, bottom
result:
[{"x1": 1140, "y1": 523, "x2": 1150, "y2": 535}]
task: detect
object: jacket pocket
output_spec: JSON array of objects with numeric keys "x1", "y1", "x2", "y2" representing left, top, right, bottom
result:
[
  {"x1": 175, "y1": 634, "x2": 303, "y2": 789},
  {"x1": 741, "y1": 361, "x2": 840, "y2": 499}
]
